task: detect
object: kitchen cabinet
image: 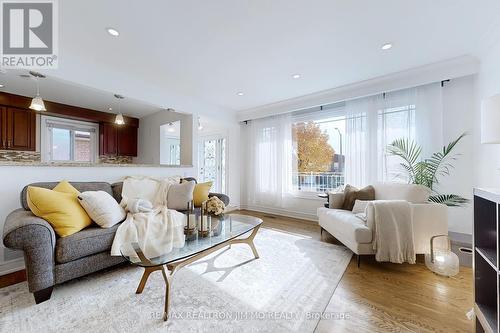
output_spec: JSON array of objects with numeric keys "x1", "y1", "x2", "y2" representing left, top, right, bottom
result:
[
  {"x1": 0, "y1": 107, "x2": 36, "y2": 151},
  {"x1": 99, "y1": 122, "x2": 138, "y2": 157},
  {"x1": 117, "y1": 125, "x2": 137, "y2": 156}
]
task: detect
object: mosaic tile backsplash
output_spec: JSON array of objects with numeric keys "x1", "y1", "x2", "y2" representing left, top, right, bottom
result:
[
  {"x1": 0, "y1": 150, "x2": 134, "y2": 164},
  {"x1": 99, "y1": 155, "x2": 134, "y2": 164},
  {"x1": 0, "y1": 150, "x2": 41, "y2": 162}
]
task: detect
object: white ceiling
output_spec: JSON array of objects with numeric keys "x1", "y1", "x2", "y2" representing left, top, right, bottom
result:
[
  {"x1": 1, "y1": 0, "x2": 499, "y2": 117},
  {"x1": 0, "y1": 69, "x2": 161, "y2": 117}
]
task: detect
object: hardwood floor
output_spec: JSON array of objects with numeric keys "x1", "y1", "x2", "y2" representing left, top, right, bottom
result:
[
  {"x1": 0, "y1": 269, "x2": 26, "y2": 289},
  {"x1": 236, "y1": 209, "x2": 474, "y2": 333},
  {"x1": 0, "y1": 209, "x2": 474, "y2": 332}
]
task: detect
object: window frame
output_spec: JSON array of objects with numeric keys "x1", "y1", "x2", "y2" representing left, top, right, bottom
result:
[
  {"x1": 40, "y1": 115, "x2": 99, "y2": 163},
  {"x1": 290, "y1": 106, "x2": 346, "y2": 195},
  {"x1": 377, "y1": 103, "x2": 416, "y2": 182}
]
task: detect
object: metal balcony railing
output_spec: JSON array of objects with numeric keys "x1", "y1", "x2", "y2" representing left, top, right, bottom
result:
[{"x1": 292, "y1": 172, "x2": 345, "y2": 192}]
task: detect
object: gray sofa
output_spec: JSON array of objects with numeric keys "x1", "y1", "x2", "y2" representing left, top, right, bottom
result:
[{"x1": 2, "y1": 179, "x2": 229, "y2": 304}]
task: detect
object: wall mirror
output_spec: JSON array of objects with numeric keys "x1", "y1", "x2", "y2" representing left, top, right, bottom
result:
[{"x1": 160, "y1": 121, "x2": 181, "y2": 165}]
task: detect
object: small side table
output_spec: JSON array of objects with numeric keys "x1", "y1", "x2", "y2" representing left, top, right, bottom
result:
[{"x1": 317, "y1": 193, "x2": 329, "y2": 208}]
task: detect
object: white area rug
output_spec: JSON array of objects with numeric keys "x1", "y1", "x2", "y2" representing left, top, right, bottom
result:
[{"x1": 0, "y1": 228, "x2": 352, "y2": 333}]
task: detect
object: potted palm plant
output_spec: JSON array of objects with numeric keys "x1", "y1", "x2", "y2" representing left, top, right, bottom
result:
[{"x1": 386, "y1": 133, "x2": 468, "y2": 207}]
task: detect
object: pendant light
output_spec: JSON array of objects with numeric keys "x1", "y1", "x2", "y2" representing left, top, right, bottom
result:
[
  {"x1": 114, "y1": 94, "x2": 125, "y2": 125},
  {"x1": 29, "y1": 71, "x2": 46, "y2": 111},
  {"x1": 165, "y1": 108, "x2": 176, "y2": 132}
]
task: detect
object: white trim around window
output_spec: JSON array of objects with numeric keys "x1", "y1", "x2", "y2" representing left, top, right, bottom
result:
[{"x1": 40, "y1": 115, "x2": 99, "y2": 163}]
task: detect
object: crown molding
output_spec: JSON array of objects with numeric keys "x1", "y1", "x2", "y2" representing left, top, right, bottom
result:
[{"x1": 238, "y1": 55, "x2": 480, "y2": 121}]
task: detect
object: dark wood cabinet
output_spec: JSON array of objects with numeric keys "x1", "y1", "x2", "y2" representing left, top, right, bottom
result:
[
  {"x1": 99, "y1": 122, "x2": 138, "y2": 157},
  {"x1": 117, "y1": 125, "x2": 137, "y2": 156},
  {"x1": 0, "y1": 107, "x2": 36, "y2": 151},
  {"x1": 473, "y1": 189, "x2": 500, "y2": 333},
  {"x1": 99, "y1": 122, "x2": 118, "y2": 155},
  {"x1": 0, "y1": 107, "x2": 5, "y2": 150}
]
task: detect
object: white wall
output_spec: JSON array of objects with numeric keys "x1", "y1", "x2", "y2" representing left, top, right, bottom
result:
[
  {"x1": 474, "y1": 42, "x2": 500, "y2": 188},
  {"x1": 440, "y1": 76, "x2": 476, "y2": 234},
  {"x1": 137, "y1": 111, "x2": 193, "y2": 166},
  {"x1": 139, "y1": 110, "x2": 242, "y2": 210}
]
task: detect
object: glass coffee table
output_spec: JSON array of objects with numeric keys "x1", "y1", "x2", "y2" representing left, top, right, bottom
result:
[{"x1": 120, "y1": 214, "x2": 263, "y2": 321}]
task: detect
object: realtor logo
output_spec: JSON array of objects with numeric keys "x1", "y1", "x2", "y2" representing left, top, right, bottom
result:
[{"x1": 1, "y1": 0, "x2": 58, "y2": 68}]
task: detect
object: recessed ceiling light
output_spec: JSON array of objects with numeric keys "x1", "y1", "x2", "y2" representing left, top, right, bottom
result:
[
  {"x1": 108, "y1": 107, "x2": 113, "y2": 111},
  {"x1": 0, "y1": 84, "x2": 4, "y2": 88},
  {"x1": 106, "y1": 27, "x2": 120, "y2": 37},
  {"x1": 292, "y1": 74, "x2": 301, "y2": 79},
  {"x1": 381, "y1": 43, "x2": 393, "y2": 50},
  {"x1": 236, "y1": 92, "x2": 244, "y2": 96}
]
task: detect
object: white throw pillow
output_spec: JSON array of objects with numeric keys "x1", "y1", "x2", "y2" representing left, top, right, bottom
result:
[
  {"x1": 78, "y1": 191, "x2": 126, "y2": 228},
  {"x1": 167, "y1": 181, "x2": 195, "y2": 211},
  {"x1": 352, "y1": 199, "x2": 370, "y2": 214},
  {"x1": 120, "y1": 175, "x2": 180, "y2": 207}
]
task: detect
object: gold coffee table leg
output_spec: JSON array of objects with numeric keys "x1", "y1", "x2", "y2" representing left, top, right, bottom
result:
[
  {"x1": 229, "y1": 224, "x2": 261, "y2": 259},
  {"x1": 136, "y1": 266, "x2": 161, "y2": 294},
  {"x1": 132, "y1": 223, "x2": 262, "y2": 321},
  {"x1": 161, "y1": 266, "x2": 174, "y2": 321},
  {"x1": 135, "y1": 265, "x2": 174, "y2": 321}
]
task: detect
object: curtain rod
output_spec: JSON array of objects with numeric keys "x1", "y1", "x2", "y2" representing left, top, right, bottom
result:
[{"x1": 241, "y1": 79, "x2": 450, "y2": 124}]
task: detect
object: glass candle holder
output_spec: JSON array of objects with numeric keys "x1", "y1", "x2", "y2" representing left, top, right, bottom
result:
[
  {"x1": 424, "y1": 234, "x2": 459, "y2": 277},
  {"x1": 184, "y1": 200, "x2": 196, "y2": 235}
]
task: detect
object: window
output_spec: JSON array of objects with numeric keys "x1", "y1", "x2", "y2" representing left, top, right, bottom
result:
[
  {"x1": 288, "y1": 98, "x2": 416, "y2": 192},
  {"x1": 378, "y1": 104, "x2": 416, "y2": 181},
  {"x1": 246, "y1": 85, "x2": 438, "y2": 201},
  {"x1": 291, "y1": 107, "x2": 346, "y2": 193},
  {"x1": 41, "y1": 116, "x2": 98, "y2": 163}
]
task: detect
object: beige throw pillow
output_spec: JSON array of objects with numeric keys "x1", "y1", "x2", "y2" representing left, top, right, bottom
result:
[
  {"x1": 167, "y1": 181, "x2": 195, "y2": 211},
  {"x1": 342, "y1": 185, "x2": 375, "y2": 211},
  {"x1": 328, "y1": 192, "x2": 345, "y2": 209}
]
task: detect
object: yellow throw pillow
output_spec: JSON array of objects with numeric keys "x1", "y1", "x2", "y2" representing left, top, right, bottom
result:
[
  {"x1": 193, "y1": 181, "x2": 213, "y2": 207},
  {"x1": 27, "y1": 181, "x2": 92, "y2": 237},
  {"x1": 53, "y1": 180, "x2": 80, "y2": 196}
]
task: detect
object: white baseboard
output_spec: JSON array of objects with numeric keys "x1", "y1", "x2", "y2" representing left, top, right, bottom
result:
[
  {"x1": 0, "y1": 258, "x2": 25, "y2": 276},
  {"x1": 239, "y1": 204, "x2": 319, "y2": 222},
  {"x1": 225, "y1": 204, "x2": 240, "y2": 213}
]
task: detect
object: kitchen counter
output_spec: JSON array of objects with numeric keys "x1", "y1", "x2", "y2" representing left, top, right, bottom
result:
[{"x1": 0, "y1": 161, "x2": 193, "y2": 168}]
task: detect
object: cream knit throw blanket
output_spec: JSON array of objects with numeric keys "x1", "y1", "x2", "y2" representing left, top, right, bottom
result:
[
  {"x1": 111, "y1": 176, "x2": 185, "y2": 260},
  {"x1": 371, "y1": 200, "x2": 416, "y2": 264},
  {"x1": 111, "y1": 206, "x2": 185, "y2": 259}
]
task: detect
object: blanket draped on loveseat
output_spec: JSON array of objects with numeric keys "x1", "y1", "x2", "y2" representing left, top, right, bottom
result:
[
  {"x1": 110, "y1": 177, "x2": 186, "y2": 259},
  {"x1": 110, "y1": 206, "x2": 185, "y2": 259},
  {"x1": 370, "y1": 200, "x2": 416, "y2": 264}
]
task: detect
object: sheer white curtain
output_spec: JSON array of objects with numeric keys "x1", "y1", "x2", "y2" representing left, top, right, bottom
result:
[
  {"x1": 344, "y1": 82, "x2": 443, "y2": 186},
  {"x1": 377, "y1": 88, "x2": 417, "y2": 182},
  {"x1": 344, "y1": 98, "x2": 369, "y2": 187},
  {"x1": 415, "y1": 82, "x2": 443, "y2": 157},
  {"x1": 246, "y1": 113, "x2": 293, "y2": 208},
  {"x1": 244, "y1": 82, "x2": 444, "y2": 198}
]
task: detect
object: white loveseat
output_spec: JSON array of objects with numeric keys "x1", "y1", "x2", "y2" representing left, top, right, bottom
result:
[{"x1": 317, "y1": 183, "x2": 448, "y2": 260}]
